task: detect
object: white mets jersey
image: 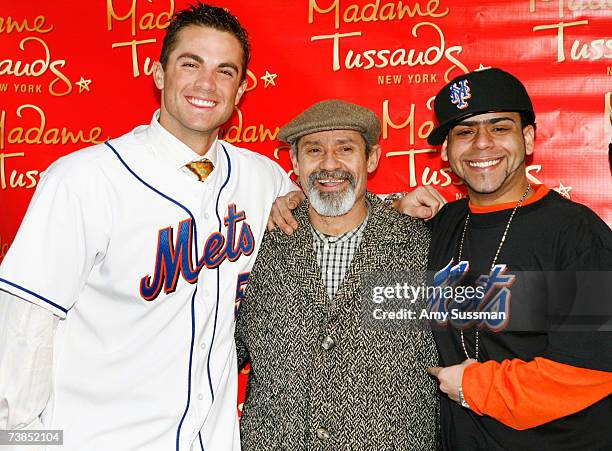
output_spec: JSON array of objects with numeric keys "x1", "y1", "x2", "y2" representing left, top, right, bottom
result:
[{"x1": 0, "y1": 115, "x2": 293, "y2": 450}]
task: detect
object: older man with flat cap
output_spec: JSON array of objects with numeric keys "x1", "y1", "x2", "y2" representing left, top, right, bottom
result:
[
  {"x1": 424, "y1": 67, "x2": 612, "y2": 450},
  {"x1": 235, "y1": 99, "x2": 439, "y2": 450}
]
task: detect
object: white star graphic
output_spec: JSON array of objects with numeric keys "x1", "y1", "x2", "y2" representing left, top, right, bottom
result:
[
  {"x1": 260, "y1": 71, "x2": 278, "y2": 88},
  {"x1": 553, "y1": 182, "x2": 572, "y2": 199},
  {"x1": 75, "y1": 76, "x2": 92, "y2": 93}
]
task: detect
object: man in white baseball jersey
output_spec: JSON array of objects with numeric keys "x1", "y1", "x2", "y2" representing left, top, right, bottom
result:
[{"x1": 0, "y1": 3, "x2": 293, "y2": 450}]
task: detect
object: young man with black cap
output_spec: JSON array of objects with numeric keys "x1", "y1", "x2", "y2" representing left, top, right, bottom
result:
[{"x1": 426, "y1": 67, "x2": 612, "y2": 450}]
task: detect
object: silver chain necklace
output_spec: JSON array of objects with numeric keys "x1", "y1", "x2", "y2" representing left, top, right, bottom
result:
[{"x1": 457, "y1": 184, "x2": 532, "y2": 361}]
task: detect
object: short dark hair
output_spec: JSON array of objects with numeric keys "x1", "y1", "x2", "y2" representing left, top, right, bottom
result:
[{"x1": 159, "y1": 2, "x2": 250, "y2": 81}]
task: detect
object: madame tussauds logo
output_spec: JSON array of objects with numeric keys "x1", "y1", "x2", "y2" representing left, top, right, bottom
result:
[
  {"x1": 308, "y1": 0, "x2": 468, "y2": 76},
  {"x1": 310, "y1": 21, "x2": 468, "y2": 75},
  {"x1": 0, "y1": 36, "x2": 72, "y2": 97}
]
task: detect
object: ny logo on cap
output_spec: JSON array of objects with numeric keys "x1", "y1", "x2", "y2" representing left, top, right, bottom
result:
[{"x1": 450, "y1": 79, "x2": 471, "y2": 110}]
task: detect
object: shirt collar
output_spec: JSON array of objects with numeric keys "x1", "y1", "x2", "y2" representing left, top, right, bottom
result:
[
  {"x1": 468, "y1": 184, "x2": 550, "y2": 214},
  {"x1": 311, "y1": 214, "x2": 369, "y2": 245},
  {"x1": 146, "y1": 110, "x2": 219, "y2": 170}
]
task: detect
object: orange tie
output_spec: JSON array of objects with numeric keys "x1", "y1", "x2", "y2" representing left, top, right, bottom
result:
[{"x1": 185, "y1": 160, "x2": 214, "y2": 182}]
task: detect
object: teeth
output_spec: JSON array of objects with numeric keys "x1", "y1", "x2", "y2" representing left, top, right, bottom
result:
[
  {"x1": 319, "y1": 179, "x2": 344, "y2": 184},
  {"x1": 468, "y1": 158, "x2": 500, "y2": 168},
  {"x1": 187, "y1": 97, "x2": 216, "y2": 107}
]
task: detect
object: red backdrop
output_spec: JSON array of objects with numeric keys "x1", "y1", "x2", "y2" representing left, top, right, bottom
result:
[{"x1": 1, "y1": 0, "x2": 611, "y2": 414}]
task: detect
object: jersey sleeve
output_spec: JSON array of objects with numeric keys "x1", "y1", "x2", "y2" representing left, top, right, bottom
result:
[
  {"x1": 0, "y1": 291, "x2": 58, "y2": 429},
  {"x1": 0, "y1": 160, "x2": 110, "y2": 318},
  {"x1": 462, "y1": 205, "x2": 612, "y2": 430},
  {"x1": 543, "y1": 207, "x2": 612, "y2": 371},
  {"x1": 462, "y1": 357, "x2": 612, "y2": 430}
]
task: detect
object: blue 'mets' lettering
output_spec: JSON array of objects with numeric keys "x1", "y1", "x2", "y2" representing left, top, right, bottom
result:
[
  {"x1": 199, "y1": 204, "x2": 255, "y2": 269},
  {"x1": 140, "y1": 219, "x2": 199, "y2": 301},
  {"x1": 140, "y1": 205, "x2": 255, "y2": 301},
  {"x1": 428, "y1": 259, "x2": 470, "y2": 317}
]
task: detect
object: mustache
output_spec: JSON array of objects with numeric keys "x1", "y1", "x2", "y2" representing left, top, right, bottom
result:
[{"x1": 308, "y1": 170, "x2": 355, "y2": 187}]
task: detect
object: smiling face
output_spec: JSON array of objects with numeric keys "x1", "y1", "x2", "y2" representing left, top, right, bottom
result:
[
  {"x1": 291, "y1": 129, "x2": 380, "y2": 223},
  {"x1": 153, "y1": 25, "x2": 247, "y2": 154},
  {"x1": 441, "y1": 112, "x2": 534, "y2": 205}
]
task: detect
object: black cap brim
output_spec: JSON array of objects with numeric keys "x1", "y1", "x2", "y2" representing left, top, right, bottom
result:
[{"x1": 427, "y1": 68, "x2": 535, "y2": 146}]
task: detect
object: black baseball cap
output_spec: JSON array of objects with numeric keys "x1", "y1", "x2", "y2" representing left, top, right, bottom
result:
[{"x1": 427, "y1": 68, "x2": 535, "y2": 145}]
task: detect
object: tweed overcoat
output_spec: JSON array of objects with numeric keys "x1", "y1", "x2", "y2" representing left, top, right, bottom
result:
[{"x1": 236, "y1": 193, "x2": 439, "y2": 450}]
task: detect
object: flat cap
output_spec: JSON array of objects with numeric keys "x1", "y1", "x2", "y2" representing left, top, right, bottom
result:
[
  {"x1": 428, "y1": 68, "x2": 535, "y2": 145},
  {"x1": 279, "y1": 99, "x2": 381, "y2": 147}
]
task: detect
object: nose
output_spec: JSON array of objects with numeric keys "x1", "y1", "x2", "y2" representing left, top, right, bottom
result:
[
  {"x1": 319, "y1": 150, "x2": 342, "y2": 171},
  {"x1": 473, "y1": 127, "x2": 494, "y2": 149},
  {"x1": 194, "y1": 69, "x2": 216, "y2": 91}
]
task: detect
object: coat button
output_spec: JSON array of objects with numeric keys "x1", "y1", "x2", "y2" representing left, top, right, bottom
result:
[
  {"x1": 321, "y1": 335, "x2": 335, "y2": 350},
  {"x1": 316, "y1": 427, "x2": 331, "y2": 440}
]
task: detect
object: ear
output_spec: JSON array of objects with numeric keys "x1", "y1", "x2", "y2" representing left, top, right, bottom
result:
[
  {"x1": 367, "y1": 144, "x2": 382, "y2": 174},
  {"x1": 523, "y1": 124, "x2": 535, "y2": 156},
  {"x1": 234, "y1": 80, "x2": 248, "y2": 106},
  {"x1": 440, "y1": 138, "x2": 449, "y2": 162},
  {"x1": 153, "y1": 61, "x2": 165, "y2": 90}
]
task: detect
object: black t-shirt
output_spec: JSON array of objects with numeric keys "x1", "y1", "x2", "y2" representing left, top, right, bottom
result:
[{"x1": 428, "y1": 189, "x2": 612, "y2": 451}]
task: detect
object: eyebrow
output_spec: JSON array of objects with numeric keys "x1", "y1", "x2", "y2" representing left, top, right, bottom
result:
[
  {"x1": 457, "y1": 116, "x2": 517, "y2": 127},
  {"x1": 218, "y1": 62, "x2": 240, "y2": 74},
  {"x1": 176, "y1": 54, "x2": 240, "y2": 74},
  {"x1": 177, "y1": 53, "x2": 204, "y2": 64}
]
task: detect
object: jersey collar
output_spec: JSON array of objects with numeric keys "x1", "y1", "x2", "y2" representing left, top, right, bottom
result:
[
  {"x1": 468, "y1": 184, "x2": 550, "y2": 214},
  {"x1": 146, "y1": 110, "x2": 219, "y2": 171}
]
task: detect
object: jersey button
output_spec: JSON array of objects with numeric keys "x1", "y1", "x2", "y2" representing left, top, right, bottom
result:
[
  {"x1": 204, "y1": 213, "x2": 210, "y2": 219},
  {"x1": 200, "y1": 342, "x2": 207, "y2": 350},
  {"x1": 198, "y1": 393, "x2": 204, "y2": 401}
]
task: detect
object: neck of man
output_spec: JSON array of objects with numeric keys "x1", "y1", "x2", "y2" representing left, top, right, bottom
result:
[
  {"x1": 467, "y1": 172, "x2": 532, "y2": 207},
  {"x1": 158, "y1": 113, "x2": 218, "y2": 156},
  {"x1": 309, "y1": 199, "x2": 368, "y2": 236},
  {"x1": 184, "y1": 133, "x2": 217, "y2": 156}
]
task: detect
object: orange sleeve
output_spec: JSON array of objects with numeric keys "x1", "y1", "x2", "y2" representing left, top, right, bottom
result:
[{"x1": 462, "y1": 357, "x2": 612, "y2": 430}]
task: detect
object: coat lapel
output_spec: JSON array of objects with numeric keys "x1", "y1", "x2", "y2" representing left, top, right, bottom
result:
[
  {"x1": 271, "y1": 201, "x2": 330, "y2": 316},
  {"x1": 331, "y1": 193, "x2": 414, "y2": 313}
]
